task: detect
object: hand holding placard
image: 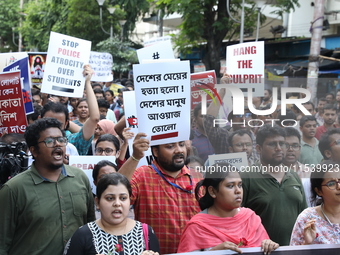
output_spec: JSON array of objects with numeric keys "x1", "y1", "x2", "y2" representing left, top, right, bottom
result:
[
  {"x1": 83, "y1": 64, "x2": 94, "y2": 81},
  {"x1": 132, "y1": 133, "x2": 150, "y2": 161}
]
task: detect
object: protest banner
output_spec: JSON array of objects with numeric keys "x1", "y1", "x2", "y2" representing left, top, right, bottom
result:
[
  {"x1": 89, "y1": 51, "x2": 113, "y2": 82},
  {"x1": 3, "y1": 56, "x2": 34, "y2": 114},
  {"x1": 28, "y1": 52, "x2": 47, "y2": 86},
  {"x1": 208, "y1": 152, "x2": 247, "y2": 171},
  {"x1": 190, "y1": 70, "x2": 216, "y2": 111},
  {"x1": 69, "y1": 155, "x2": 115, "y2": 194},
  {"x1": 134, "y1": 60, "x2": 191, "y2": 146},
  {"x1": 143, "y1": 35, "x2": 172, "y2": 47},
  {"x1": 0, "y1": 71, "x2": 28, "y2": 137},
  {"x1": 226, "y1": 41, "x2": 265, "y2": 97},
  {"x1": 137, "y1": 40, "x2": 175, "y2": 63},
  {"x1": 0, "y1": 52, "x2": 28, "y2": 70},
  {"x1": 168, "y1": 244, "x2": 340, "y2": 255},
  {"x1": 41, "y1": 32, "x2": 91, "y2": 97},
  {"x1": 123, "y1": 90, "x2": 154, "y2": 167}
]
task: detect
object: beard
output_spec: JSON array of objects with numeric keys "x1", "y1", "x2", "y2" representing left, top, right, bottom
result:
[
  {"x1": 157, "y1": 153, "x2": 186, "y2": 172},
  {"x1": 48, "y1": 162, "x2": 64, "y2": 170}
]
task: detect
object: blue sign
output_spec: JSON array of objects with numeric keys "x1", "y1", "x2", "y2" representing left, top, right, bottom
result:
[{"x1": 3, "y1": 57, "x2": 34, "y2": 114}]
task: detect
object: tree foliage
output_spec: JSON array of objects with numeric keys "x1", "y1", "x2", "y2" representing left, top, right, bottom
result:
[
  {"x1": 153, "y1": 0, "x2": 300, "y2": 77},
  {"x1": 96, "y1": 36, "x2": 137, "y2": 73},
  {"x1": 20, "y1": 0, "x2": 148, "y2": 51},
  {"x1": 0, "y1": 0, "x2": 20, "y2": 52},
  {"x1": 21, "y1": 0, "x2": 69, "y2": 51},
  {"x1": 109, "y1": 0, "x2": 151, "y2": 40}
]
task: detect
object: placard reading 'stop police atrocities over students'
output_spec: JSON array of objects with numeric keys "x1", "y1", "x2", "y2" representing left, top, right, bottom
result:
[
  {"x1": 41, "y1": 32, "x2": 91, "y2": 97},
  {"x1": 134, "y1": 61, "x2": 191, "y2": 146}
]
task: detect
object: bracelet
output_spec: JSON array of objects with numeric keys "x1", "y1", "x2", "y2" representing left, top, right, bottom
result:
[{"x1": 131, "y1": 155, "x2": 140, "y2": 162}]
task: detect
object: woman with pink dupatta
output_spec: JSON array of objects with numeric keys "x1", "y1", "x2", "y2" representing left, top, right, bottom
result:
[{"x1": 177, "y1": 163, "x2": 279, "y2": 254}]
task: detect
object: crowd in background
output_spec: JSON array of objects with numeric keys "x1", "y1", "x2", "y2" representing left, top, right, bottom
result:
[{"x1": 0, "y1": 68, "x2": 339, "y2": 255}]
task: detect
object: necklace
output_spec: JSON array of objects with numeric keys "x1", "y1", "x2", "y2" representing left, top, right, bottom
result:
[
  {"x1": 151, "y1": 164, "x2": 193, "y2": 193},
  {"x1": 321, "y1": 203, "x2": 333, "y2": 226}
]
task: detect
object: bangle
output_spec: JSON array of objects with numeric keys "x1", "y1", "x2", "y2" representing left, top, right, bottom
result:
[{"x1": 131, "y1": 155, "x2": 140, "y2": 162}]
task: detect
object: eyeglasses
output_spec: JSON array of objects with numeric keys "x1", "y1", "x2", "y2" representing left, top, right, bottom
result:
[
  {"x1": 265, "y1": 141, "x2": 287, "y2": 149},
  {"x1": 38, "y1": 137, "x2": 68, "y2": 148},
  {"x1": 286, "y1": 143, "x2": 301, "y2": 151},
  {"x1": 321, "y1": 180, "x2": 340, "y2": 190},
  {"x1": 234, "y1": 113, "x2": 252, "y2": 118},
  {"x1": 95, "y1": 148, "x2": 115, "y2": 155},
  {"x1": 234, "y1": 142, "x2": 252, "y2": 148},
  {"x1": 330, "y1": 139, "x2": 340, "y2": 147}
]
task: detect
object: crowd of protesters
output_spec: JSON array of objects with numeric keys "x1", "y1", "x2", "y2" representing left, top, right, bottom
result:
[{"x1": 0, "y1": 67, "x2": 340, "y2": 255}]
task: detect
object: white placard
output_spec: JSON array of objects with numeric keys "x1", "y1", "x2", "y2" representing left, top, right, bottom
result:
[
  {"x1": 89, "y1": 51, "x2": 113, "y2": 82},
  {"x1": 69, "y1": 155, "x2": 116, "y2": 194},
  {"x1": 0, "y1": 52, "x2": 28, "y2": 70},
  {"x1": 123, "y1": 90, "x2": 154, "y2": 167},
  {"x1": 208, "y1": 152, "x2": 247, "y2": 171},
  {"x1": 41, "y1": 32, "x2": 91, "y2": 97},
  {"x1": 137, "y1": 40, "x2": 175, "y2": 63},
  {"x1": 133, "y1": 61, "x2": 191, "y2": 146},
  {"x1": 143, "y1": 35, "x2": 172, "y2": 47},
  {"x1": 226, "y1": 41, "x2": 264, "y2": 97}
]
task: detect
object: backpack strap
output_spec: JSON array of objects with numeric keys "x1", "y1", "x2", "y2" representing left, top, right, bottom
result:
[{"x1": 142, "y1": 223, "x2": 149, "y2": 250}]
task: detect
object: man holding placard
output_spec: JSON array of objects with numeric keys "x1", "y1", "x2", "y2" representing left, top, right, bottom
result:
[{"x1": 119, "y1": 134, "x2": 201, "y2": 254}]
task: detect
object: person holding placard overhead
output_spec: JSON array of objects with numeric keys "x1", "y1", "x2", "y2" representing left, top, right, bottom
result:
[
  {"x1": 41, "y1": 64, "x2": 100, "y2": 155},
  {"x1": 119, "y1": 133, "x2": 202, "y2": 254}
]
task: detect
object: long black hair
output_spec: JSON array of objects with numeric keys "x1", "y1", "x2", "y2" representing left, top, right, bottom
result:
[
  {"x1": 195, "y1": 162, "x2": 239, "y2": 210},
  {"x1": 96, "y1": 172, "x2": 131, "y2": 200},
  {"x1": 310, "y1": 160, "x2": 339, "y2": 206}
]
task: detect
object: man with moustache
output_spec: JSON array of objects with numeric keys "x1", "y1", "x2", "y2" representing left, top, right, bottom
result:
[
  {"x1": 282, "y1": 127, "x2": 310, "y2": 178},
  {"x1": 241, "y1": 124, "x2": 307, "y2": 246},
  {"x1": 318, "y1": 128, "x2": 340, "y2": 162},
  {"x1": 315, "y1": 104, "x2": 337, "y2": 140},
  {"x1": 227, "y1": 129, "x2": 254, "y2": 166},
  {"x1": 315, "y1": 97, "x2": 327, "y2": 126},
  {"x1": 259, "y1": 89, "x2": 272, "y2": 108},
  {"x1": 119, "y1": 134, "x2": 201, "y2": 254},
  {"x1": 0, "y1": 118, "x2": 95, "y2": 255},
  {"x1": 299, "y1": 115, "x2": 323, "y2": 165}
]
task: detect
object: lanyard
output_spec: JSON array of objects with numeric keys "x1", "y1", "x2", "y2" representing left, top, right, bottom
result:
[{"x1": 151, "y1": 164, "x2": 193, "y2": 193}]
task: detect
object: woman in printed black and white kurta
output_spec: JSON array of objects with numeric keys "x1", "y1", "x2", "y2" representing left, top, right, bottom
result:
[{"x1": 64, "y1": 173, "x2": 160, "y2": 255}]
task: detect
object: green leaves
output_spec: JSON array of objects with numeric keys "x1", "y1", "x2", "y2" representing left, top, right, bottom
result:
[
  {"x1": 0, "y1": 0, "x2": 20, "y2": 52},
  {"x1": 96, "y1": 36, "x2": 138, "y2": 73}
]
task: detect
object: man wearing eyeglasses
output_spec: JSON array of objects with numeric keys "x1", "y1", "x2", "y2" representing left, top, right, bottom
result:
[
  {"x1": 241, "y1": 124, "x2": 307, "y2": 246},
  {"x1": 0, "y1": 118, "x2": 95, "y2": 255},
  {"x1": 283, "y1": 127, "x2": 310, "y2": 179},
  {"x1": 227, "y1": 129, "x2": 254, "y2": 166},
  {"x1": 41, "y1": 65, "x2": 100, "y2": 156}
]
